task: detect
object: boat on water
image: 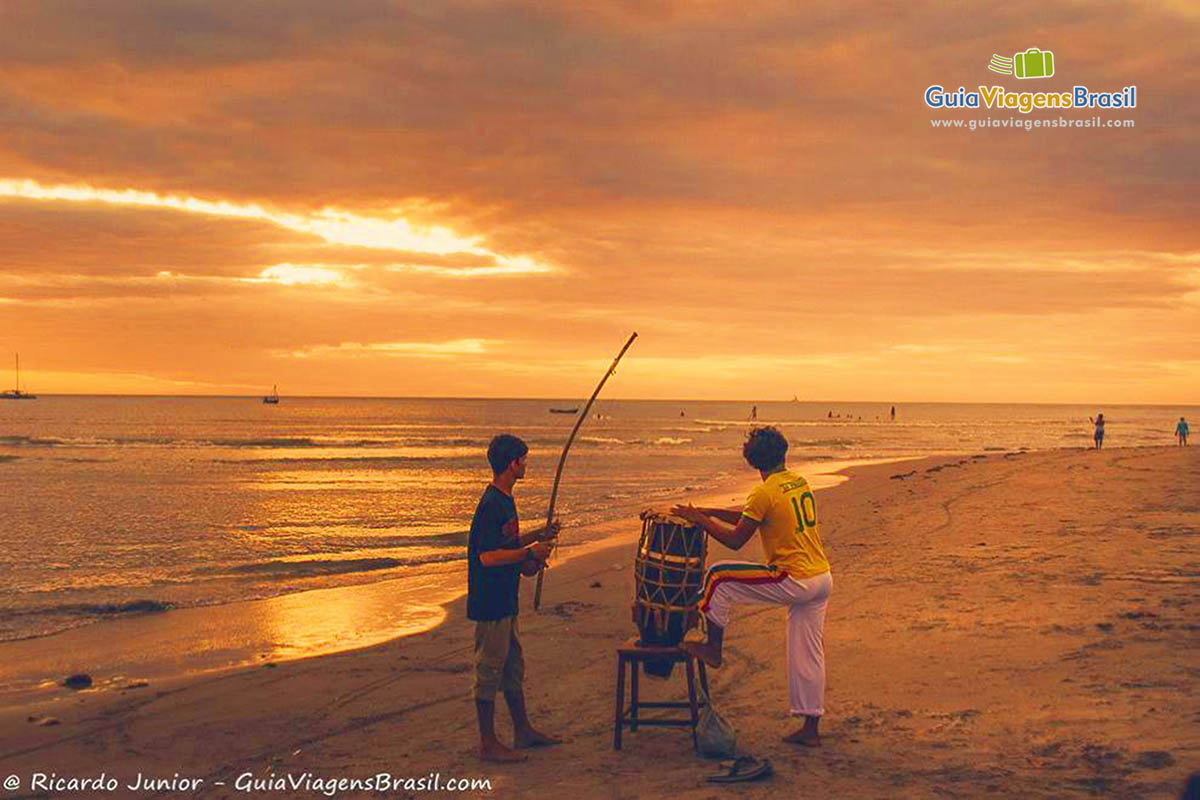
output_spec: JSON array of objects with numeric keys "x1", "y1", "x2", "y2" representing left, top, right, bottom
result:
[
  {"x1": 262, "y1": 385, "x2": 280, "y2": 405},
  {"x1": 1, "y1": 353, "x2": 36, "y2": 400},
  {"x1": 549, "y1": 407, "x2": 579, "y2": 414}
]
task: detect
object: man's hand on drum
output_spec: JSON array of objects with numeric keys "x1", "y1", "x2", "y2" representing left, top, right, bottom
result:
[{"x1": 670, "y1": 503, "x2": 706, "y2": 524}]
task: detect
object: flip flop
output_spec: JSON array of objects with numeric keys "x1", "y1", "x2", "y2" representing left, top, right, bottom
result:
[{"x1": 706, "y1": 756, "x2": 774, "y2": 783}]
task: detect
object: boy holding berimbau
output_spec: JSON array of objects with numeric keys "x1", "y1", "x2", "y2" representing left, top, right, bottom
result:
[{"x1": 467, "y1": 433, "x2": 562, "y2": 762}]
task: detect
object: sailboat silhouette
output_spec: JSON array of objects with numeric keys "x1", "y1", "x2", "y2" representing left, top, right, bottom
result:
[
  {"x1": 1, "y1": 353, "x2": 37, "y2": 400},
  {"x1": 262, "y1": 384, "x2": 280, "y2": 405}
]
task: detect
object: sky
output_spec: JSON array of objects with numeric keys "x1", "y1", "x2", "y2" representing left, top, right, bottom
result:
[{"x1": 0, "y1": 1, "x2": 1196, "y2": 402}]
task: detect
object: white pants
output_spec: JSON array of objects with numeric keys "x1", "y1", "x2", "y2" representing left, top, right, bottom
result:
[{"x1": 698, "y1": 560, "x2": 832, "y2": 717}]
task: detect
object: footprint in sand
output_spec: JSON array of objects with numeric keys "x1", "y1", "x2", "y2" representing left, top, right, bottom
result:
[
  {"x1": 1133, "y1": 750, "x2": 1175, "y2": 769},
  {"x1": 547, "y1": 600, "x2": 598, "y2": 619}
]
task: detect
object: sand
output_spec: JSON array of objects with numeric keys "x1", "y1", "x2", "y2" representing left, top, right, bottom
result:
[{"x1": 0, "y1": 446, "x2": 1196, "y2": 798}]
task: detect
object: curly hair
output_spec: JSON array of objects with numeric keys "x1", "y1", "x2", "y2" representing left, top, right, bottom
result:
[
  {"x1": 487, "y1": 433, "x2": 528, "y2": 475},
  {"x1": 742, "y1": 426, "x2": 788, "y2": 471}
]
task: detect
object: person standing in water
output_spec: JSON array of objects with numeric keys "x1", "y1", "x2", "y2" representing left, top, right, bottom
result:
[
  {"x1": 1176, "y1": 417, "x2": 1189, "y2": 446},
  {"x1": 1089, "y1": 413, "x2": 1106, "y2": 449}
]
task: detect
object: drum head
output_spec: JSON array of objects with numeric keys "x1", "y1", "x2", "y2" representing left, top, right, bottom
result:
[{"x1": 639, "y1": 508, "x2": 693, "y2": 526}]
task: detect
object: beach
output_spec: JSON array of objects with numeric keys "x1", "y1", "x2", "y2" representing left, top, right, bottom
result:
[
  {"x1": 2, "y1": 2, "x2": 1195, "y2": 797},
  {"x1": 3, "y1": 397, "x2": 1192, "y2": 648},
  {"x1": 1, "y1": 445, "x2": 1196, "y2": 798}
]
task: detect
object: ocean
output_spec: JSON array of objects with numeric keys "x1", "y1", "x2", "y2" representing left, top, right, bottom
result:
[{"x1": 0, "y1": 397, "x2": 1193, "y2": 648}]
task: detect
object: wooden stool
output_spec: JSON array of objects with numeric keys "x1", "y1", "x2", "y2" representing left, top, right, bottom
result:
[{"x1": 613, "y1": 638, "x2": 710, "y2": 750}]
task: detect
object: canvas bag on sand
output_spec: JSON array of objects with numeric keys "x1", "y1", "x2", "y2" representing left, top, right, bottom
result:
[{"x1": 696, "y1": 685, "x2": 736, "y2": 758}]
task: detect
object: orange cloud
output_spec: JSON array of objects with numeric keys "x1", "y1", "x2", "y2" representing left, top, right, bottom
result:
[{"x1": 0, "y1": 1, "x2": 1196, "y2": 401}]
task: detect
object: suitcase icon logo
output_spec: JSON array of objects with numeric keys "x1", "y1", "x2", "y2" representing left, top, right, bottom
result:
[{"x1": 988, "y1": 48, "x2": 1055, "y2": 79}]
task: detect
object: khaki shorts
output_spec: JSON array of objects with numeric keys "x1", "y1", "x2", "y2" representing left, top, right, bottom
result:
[{"x1": 473, "y1": 615, "x2": 525, "y2": 701}]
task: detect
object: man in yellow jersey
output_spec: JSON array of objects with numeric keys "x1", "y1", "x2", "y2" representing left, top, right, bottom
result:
[{"x1": 671, "y1": 426, "x2": 832, "y2": 747}]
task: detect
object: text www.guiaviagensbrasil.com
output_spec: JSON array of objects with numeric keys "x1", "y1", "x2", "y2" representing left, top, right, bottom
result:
[{"x1": 930, "y1": 116, "x2": 1135, "y2": 131}]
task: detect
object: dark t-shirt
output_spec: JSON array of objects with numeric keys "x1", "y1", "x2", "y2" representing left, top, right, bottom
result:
[{"x1": 467, "y1": 484, "x2": 521, "y2": 621}]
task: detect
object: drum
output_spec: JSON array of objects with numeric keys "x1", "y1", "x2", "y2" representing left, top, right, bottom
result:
[{"x1": 632, "y1": 510, "x2": 707, "y2": 677}]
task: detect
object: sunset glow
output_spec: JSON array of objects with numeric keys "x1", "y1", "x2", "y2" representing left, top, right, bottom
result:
[
  {"x1": 254, "y1": 265, "x2": 349, "y2": 287},
  {"x1": 287, "y1": 340, "x2": 492, "y2": 359},
  {"x1": 0, "y1": 179, "x2": 489, "y2": 255},
  {"x1": 0, "y1": 2, "x2": 1195, "y2": 402}
]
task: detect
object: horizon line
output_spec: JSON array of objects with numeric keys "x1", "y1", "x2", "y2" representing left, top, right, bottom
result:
[{"x1": 9, "y1": 393, "x2": 1198, "y2": 407}]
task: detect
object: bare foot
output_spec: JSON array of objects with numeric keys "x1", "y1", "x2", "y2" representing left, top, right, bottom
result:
[
  {"x1": 680, "y1": 640, "x2": 722, "y2": 669},
  {"x1": 479, "y1": 742, "x2": 528, "y2": 762},
  {"x1": 782, "y1": 727, "x2": 821, "y2": 747},
  {"x1": 514, "y1": 727, "x2": 562, "y2": 748}
]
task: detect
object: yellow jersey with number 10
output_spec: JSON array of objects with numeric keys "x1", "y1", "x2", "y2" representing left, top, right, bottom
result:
[{"x1": 741, "y1": 469, "x2": 830, "y2": 579}]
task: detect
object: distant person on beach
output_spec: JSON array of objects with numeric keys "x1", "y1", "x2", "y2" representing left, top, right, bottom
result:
[
  {"x1": 1177, "y1": 417, "x2": 1189, "y2": 446},
  {"x1": 671, "y1": 426, "x2": 831, "y2": 748},
  {"x1": 467, "y1": 434, "x2": 562, "y2": 762},
  {"x1": 1090, "y1": 413, "x2": 1105, "y2": 449},
  {"x1": 750, "y1": 405, "x2": 758, "y2": 420},
  {"x1": 890, "y1": 405, "x2": 896, "y2": 421}
]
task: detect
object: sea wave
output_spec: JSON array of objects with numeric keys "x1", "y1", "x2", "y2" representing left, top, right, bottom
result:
[
  {"x1": 0, "y1": 435, "x2": 67, "y2": 447},
  {"x1": 207, "y1": 553, "x2": 461, "y2": 579},
  {"x1": 212, "y1": 454, "x2": 452, "y2": 465},
  {"x1": 226, "y1": 524, "x2": 470, "y2": 545},
  {"x1": 3, "y1": 599, "x2": 172, "y2": 620},
  {"x1": 205, "y1": 437, "x2": 483, "y2": 449},
  {"x1": 209, "y1": 437, "x2": 325, "y2": 448},
  {"x1": 790, "y1": 438, "x2": 855, "y2": 448},
  {"x1": 208, "y1": 436, "x2": 499, "y2": 449},
  {"x1": 1, "y1": 434, "x2": 501, "y2": 450},
  {"x1": 578, "y1": 435, "x2": 693, "y2": 447}
]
